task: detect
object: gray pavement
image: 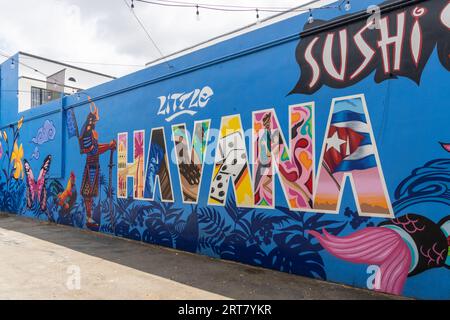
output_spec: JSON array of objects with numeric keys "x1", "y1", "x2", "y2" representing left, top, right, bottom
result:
[{"x1": 0, "y1": 213, "x2": 406, "y2": 300}]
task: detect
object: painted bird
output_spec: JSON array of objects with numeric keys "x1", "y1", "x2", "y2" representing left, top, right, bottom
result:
[{"x1": 57, "y1": 171, "x2": 76, "y2": 210}]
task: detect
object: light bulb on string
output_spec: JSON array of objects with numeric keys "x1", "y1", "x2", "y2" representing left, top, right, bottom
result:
[
  {"x1": 308, "y1": 9, "x2": 314, "y2": 24},
  {"x1": 10, "y1": 59, "x2": 15, "y2": 70},
  {"x1": 196, "y1": 5, "x2": 200, "y2": 21},
  {"x1": 256, "y1": 9, "x2": 260, "y2": 24},
  {"x1": 344, "y1": 0, "x2": 351, "y2": 11},
  {"x1": 131, "y1": 0, "x2": 134, "y2": 9}
]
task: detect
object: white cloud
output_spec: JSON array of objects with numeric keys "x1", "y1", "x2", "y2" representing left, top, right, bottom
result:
[{"x1": 0, "y1": 0, "x2": 316, "y2": 77}]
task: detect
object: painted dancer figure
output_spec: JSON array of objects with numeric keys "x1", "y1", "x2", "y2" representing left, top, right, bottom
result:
[{"x1": 79, "y1": 98, "x2": 116, "y2": 228}]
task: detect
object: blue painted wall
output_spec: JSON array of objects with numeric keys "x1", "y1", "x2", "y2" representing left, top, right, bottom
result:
[{"x1": 0, "y1": 0, "x2": 449, "y2": 299}]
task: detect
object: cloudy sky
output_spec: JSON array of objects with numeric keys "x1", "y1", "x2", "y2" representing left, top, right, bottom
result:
[{"x1": 0, "y1": 0, "x2": 320, "y2": 77}]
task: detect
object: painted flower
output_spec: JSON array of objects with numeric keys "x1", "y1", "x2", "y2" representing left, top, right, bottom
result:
[
  {"x1": 17, "y1": 116, "x2": 24, "y2": 130},
  {"x1": 10, "y1": 142, "x2": 24, "y2": 179},
  {"x1": 2, "y1": 130, "x2": 7, "y2": 142}
]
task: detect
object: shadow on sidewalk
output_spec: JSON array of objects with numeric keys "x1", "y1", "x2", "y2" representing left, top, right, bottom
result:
[{"x1": 0, "y1": 213, "x2": 405, "y2": 300}]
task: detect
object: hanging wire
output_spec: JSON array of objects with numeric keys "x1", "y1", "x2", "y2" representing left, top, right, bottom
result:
[
  {"x1": 0, "y1": 51, "x2": 84, "y2": 90},
  {"x1": 123, "y1": 0, "x2": 173, "y2": 69},
  {"x1": 134, "y1": 0, "x2": 342, "y2": 13},
  {"x1": 0, "y1": 51, "x2": 48, "y2": 78},
  {"x1": 147, "y1": 0, "x2": 297, "y2": 10},
  {"x1": 135, "y1": 0, "x2": 300, "y2": 12},
  {"x1": 0, "y1": 0, "x2": 350, "y2": 89}
]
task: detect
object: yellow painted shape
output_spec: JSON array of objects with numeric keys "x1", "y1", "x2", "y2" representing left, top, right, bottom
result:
[
  {"x1": 235, "y1": 169, "x2": 254, "y2": 207},
  {"x1": 220, "y1": 115, "x2": 241, "y2": 136},
  {"x1": 299, "y1": 151, "x2": 312, "y2": 170}
]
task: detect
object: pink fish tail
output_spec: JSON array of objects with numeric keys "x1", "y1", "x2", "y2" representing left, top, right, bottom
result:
[{"x1": 310, "y1": 227, "x2": 411, "y2": 295}]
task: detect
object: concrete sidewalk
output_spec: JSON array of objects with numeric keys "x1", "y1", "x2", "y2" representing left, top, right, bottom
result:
[{"x1": 0, "y1": 213, "x2": 404, "y2": 300}]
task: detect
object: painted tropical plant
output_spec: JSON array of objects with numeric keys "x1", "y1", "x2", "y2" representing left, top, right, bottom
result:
[
  {"x1": 0, "y1": 115, "x2": 370, "y2": 282},
  {"x1": 0, "y1": 117, "x2": 26, "y2": 214},
  {"x1": 195, "y1": 194, "x2": 349, "y2": 280}
]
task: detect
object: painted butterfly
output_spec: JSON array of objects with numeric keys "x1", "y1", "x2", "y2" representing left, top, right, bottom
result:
[{"x1": 24, "y1": 155, "x2": 52, "y2": 212}]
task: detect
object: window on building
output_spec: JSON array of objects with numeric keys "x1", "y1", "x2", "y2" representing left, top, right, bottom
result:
[{"x1": 30, "y1": 86, "x2": 61, "y2": 108}]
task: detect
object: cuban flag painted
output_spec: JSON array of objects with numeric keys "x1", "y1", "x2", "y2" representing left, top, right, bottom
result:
[{"x1": 323, "y1": 98, "x2": 377, "y2": 173}]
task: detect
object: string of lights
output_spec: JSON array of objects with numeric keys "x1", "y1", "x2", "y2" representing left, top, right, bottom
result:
[
  {"x1": 132, "y1": 0, "x2": 351, "y2": 15},
  {"x1": 139, "y1": 0, "x2": 302, "y2": 11},
  {"x1": 125, "y1": 0, "x2": 351, "y2": 66}
]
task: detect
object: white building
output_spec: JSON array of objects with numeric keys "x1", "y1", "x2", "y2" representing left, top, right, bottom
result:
[{"x1": 17, "y1": 52, "x2": 115, "y2": 112}]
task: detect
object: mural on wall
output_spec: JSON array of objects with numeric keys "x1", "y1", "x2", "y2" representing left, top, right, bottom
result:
[
  {"x1": 172, "y1": 120, "x2": 211, "y2": 203},
  {"x1": 31, "y1": 119, "x2": 56, "y2": 146},
  {"x1": 118, "y1": 131, "x2": 145, "y2": 199},
  {"x1": 314, "y1": 95, "x2": 392, "y2": 217},
  {"x1": 0, "y1": 0, "x2": 448, "y2": 300},
  {"x1": 57, "y1": 171, "x2": 77, "y2": 212},
  {"x1": 0, "y1": 117, "x2": 26, "y2": 214},
  {"x1": 23, "y1": 155, "x2": 52, "y2": 212},
  {"x1": 208, "y1": 115, "x2": 253, "y2": 207},
  {"x1": 291, "y1": 0, "x2": 450, "y2": 95},
  {"x1": 157, "y1": 86, "x2": 214, "y2": 123},
  {"x1": 29, "y1": 119, "x2": 56, "y2": 162},
  {"x1": 253, "y1": 104, "x2": 314, "y2": 210},
  {"x1": 143, "y1": 128, "x2": 174, "y2": 201},
  {"x1": 119, "y1": 94, "x2": 391, "y2": 219},
  {"x1": 310, "y1": 144, "x2": 450, "y2": 295},
  {"x1": 31, "y1": 146, "x2": 40, "y2": 160},
  {"x1": 76, "y1": 98, "x2": 117, "y2": 229},
  {"x1": 440, "y1": 142, "x2": 450, "y2": 153}
]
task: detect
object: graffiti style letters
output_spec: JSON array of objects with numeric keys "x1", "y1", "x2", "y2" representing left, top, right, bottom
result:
[
  {"x1": 117, "y1": 96, "x2": 393, "y2": 218},
  {"x1": 253, "y1": 103, "x2": 314, "y2": 210},
  {"x1": 291, "y1": 0, "x2": 450, "y2": 94},
  {"x1": 208, "y1": 115, "x2": 253, "y2": 207},
  {"x1": 172, "y1": 120, "x2": 211, "y2": 203},
  {"x1": 323, "y1": 30, "x2": 348, "y2": 81},
  {"x1": 314, "y1": 94, "x2": 393, "y2": 217},
  {"x1": 157, "y1": 86, "x2": 214, "y2": 122},
  {"x1": 377, "y1": 12, "x2": 406, "y2": 73},
  {"x1": 117, "y1": 131, "x2": 145, "y2": 199},
  {"x1": 143, "y1": 128, "x2": 174, "y2": 202},
  {"x1": 351, "y1": 21, "x2": 376, "y2": 79},
  {"x1": 411, "y1": 7, "x2": 426, "y2": 66}
]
